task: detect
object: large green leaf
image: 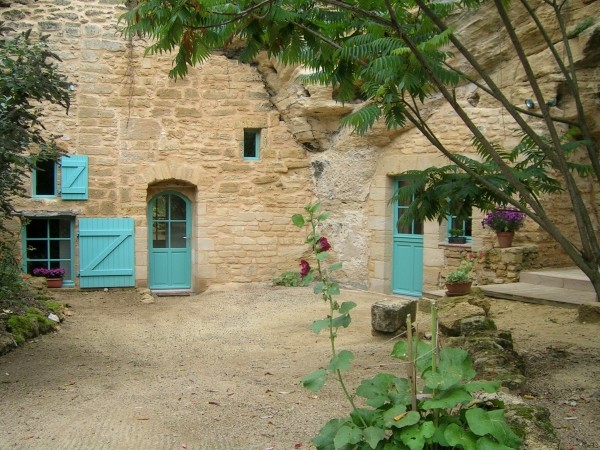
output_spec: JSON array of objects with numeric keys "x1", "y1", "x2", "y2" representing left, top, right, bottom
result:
[
  {"x1": 312, "y1": 418, "x2": 346, "y2": 450},
  {"x1": 311, "y1": 318, "x2": 331, "y2": 334},
  {"x1": 356, "y1": 373, "x2": 410, "y2": 408},
  {"x1": 383, "y1": 408, "x2": 419, "y2": 429},
  {"x1": 314, "y1": 282, "x2": 324, "y2": 294},
  {"x1": 334, "y1": 423, "x2": 363, "y2": 448},
  {"x1": 339, "y1": 301, "x2": 357, "y2": 314},
  {"x1": 316, "y1": 251, "x2": 329, "y2": 261},
  {"x1": 476, "y1": 436, "x2": 519, "y2": 450},
  {"x1": 444, "y1": 423, "x2": 478, "y2": 450},
  {"x1": 465, "y1": 380, "x2": 500, "y2": 394},
  {"x1": 363, "y1": 426, "x2": 386, "y2": 449},
  {"x1": 328, "y1": 282, "x2": 341, "y2": 296},
  {"x1": 424, "y1": 347, "x2": 476, "y2": 390},
  {"x1": 465, "y1": 408, "x2": 522, "y2": 448},
  {"x1": 331, "y1": 313, "x2": 352, "y2": 329},
  {"x1": 329, "y1": 261, "x2": 343, "y2": 272},
  {"x1": 303, "y1": 369, "x2": 327, "y2": 392},
  {"x1": 291, "y1": 213, "x2": 305, "y2": 228},
  {"x1": 399, "y1": 421, "x2": 436, "y2": 450},
  {"x1": 421, "y1": 385, "x2": 472, "y2": 409},
  {"x1": 328, "y1": 350, "x2": 355, "y2": 372}
]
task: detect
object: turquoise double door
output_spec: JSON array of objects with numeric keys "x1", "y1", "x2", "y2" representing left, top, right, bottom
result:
[
  {"x1": 148, "y1": 192, "x2": 191, "y2": 290},
  {"x1": 392, "y1": 180, "x2": 424, "y2": 296}
]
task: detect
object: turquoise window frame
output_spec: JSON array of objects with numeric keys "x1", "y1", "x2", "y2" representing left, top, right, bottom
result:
[
  {"x1": 394, "y1": 180, "x2": 424, "y2": 236},
  {"x1": 243, "y1": 128, "x2": 261, "y2": 160},
  {"x1": 447, "y1": 213, "x2": 473, "y2": 242},
  {"x1": 32, "y1": 160, "x2": 57, "y2": 198},
  {"x1": 22, "y1": 217, "x2": 75, "y2": 287}
]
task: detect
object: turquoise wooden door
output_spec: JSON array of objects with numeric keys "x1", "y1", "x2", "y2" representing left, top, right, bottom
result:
[
  {"x1": 392, "y1": 181, "x2": 424, "y2": 296},
  {"x1": 79, "y1": 218, "x2": 135, "y2": 288},
  {"x1": 148, "y1": 192, "x2": 191, "y2": 290}
]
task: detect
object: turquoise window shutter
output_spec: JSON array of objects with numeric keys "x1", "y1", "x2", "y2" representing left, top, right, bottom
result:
[{"x1": 61, "y1": 155, "x2": 88, "y2": 200}]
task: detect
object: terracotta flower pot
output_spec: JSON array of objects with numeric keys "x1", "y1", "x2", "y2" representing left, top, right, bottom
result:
[
  {"x1": 46, "y1": 278, "x2": 63, "y2": 288},
  {"x1": 445, "y1": 281, "x2": 472, "y2": 296},
  {"x1": 496, "y1": 231, "x2": 515, "y2": 248}
]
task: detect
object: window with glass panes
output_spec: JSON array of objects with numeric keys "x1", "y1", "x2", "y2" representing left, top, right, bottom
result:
[
  {"x1": 24, "y1": 218, "x2": 73, "y2": 281},
  {"x1": 395, "y1": 180, "x2": 424, "y2": 235},
  {"x1": 447, "y1": 213, "x2": 472, "y2": 241}
]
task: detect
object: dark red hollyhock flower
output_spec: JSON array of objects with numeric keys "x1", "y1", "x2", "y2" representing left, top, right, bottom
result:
[
  {"x1": 316, "y1": 236, "x2": 331, "y2": 253},
  {"x1": 299, "y1": 259, "x2": 311, "y2": 278}
]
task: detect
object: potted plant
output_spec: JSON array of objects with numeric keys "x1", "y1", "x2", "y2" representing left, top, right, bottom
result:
[
  {"x1": 482, "y1": 207, "x2": 526, "y2": 248},
  {"x1": 32, "y1": 267, "x2": 65, "y2": 288},
  {"x1": 448, "y1": 228, "x2": 467, "y2": 244},
  {"x1": 444, "y1": 255, "x2": 475, "y2": 296}
]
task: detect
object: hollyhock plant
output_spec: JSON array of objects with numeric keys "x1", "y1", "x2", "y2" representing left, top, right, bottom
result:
[
  {"x1": 482, "y1": 208, "x2": 526, "y2": 232},
  {"x1": 316, "y1": 236, "x2": 331, "y2": 253},
  {"x1": 299, "y1": 259, "x2": 311, "y2": 278}
]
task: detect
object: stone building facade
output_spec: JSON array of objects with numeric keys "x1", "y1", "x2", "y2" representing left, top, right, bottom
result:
[{"x1": 3, "y1": 0, "x2": 599, "y2": 294}]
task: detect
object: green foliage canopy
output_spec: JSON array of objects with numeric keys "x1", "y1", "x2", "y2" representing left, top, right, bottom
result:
[{"x1": 0, "y1": 24, "x2": 71, "y2": 231}]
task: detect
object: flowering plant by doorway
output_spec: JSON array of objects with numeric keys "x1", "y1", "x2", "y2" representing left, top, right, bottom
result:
[
  {"x1": 32, "y1": 267, "x2": 65, "y2": 278},
  {"x1": 482, "y1": 208, "x2": 526, "y2": 232}
]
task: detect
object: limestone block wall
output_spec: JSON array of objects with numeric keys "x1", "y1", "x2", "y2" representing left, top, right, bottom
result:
[
  {"x1": 5, "y1": 0, "x2": 315, "y2": 290},
  {"x1": 3, "y1": 0, "x2": 598, "y2": 294},
  {"x1": 441, "y1": 245, "x2": 541, "y2": 287}
]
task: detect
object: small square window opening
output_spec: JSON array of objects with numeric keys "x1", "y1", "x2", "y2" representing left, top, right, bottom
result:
[
  {"x1": 243, "y1": 129, "x2": 260, "y2": 160},
  {"x1": 34, "y1": 160, "x2": 57, "y2": 197}
]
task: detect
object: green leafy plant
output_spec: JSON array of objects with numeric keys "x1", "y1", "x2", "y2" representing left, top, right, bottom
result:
[
  {"x1": 273, "y1": 271, "x2": 304, "y2": 287},
  {"x1": 0, "y1": 240, "x2": 24, "y2": 302},
  {"x1": 0, "y1": 24, "x2": 71, "y2": 233},
  {"x1": 449, "y1": 229, "x2": 464, "y2": 238},
  {"x1": 445, "y1": 255, "x2": 476, "y2": 284},
  {"x1": 294, "y1": 204, "x2": 519, "y2": 449}
]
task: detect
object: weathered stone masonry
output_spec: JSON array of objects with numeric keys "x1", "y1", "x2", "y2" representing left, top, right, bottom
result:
[{"x1": 4, "y1": 0, "x2": 599, "y2": 293}]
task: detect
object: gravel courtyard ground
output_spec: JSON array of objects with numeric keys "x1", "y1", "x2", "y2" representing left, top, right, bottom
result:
[{"x1": 0, "y1": 283, "x2": 598, "y2": 450}]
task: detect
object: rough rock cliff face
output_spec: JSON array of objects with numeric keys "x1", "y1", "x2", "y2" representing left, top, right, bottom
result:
[
  {"x1": 252, "y1": 0, "x2": 600, "y2": 289},
  {"x1": 2, "y1": 0, "x2": 598, "y2": 292}
]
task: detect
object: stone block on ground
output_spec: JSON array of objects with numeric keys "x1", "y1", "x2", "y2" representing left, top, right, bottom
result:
[
  {"x1": 460, "y1": 316, "x2": 497, "y2": 335},
  {"x1": 371, "y1": 299, "x2": 418, "y2": 334},
  {"x1": 578, "y1": 302, "x2": 600, "y2": 323},
  {"x1": 447, "y1": 330, "x2": 524, "y2": 390},
  {"x1": 418, "y1": 297, "x2": 432, "y2": 313},
  {"x1": 438, "y1": 302, "x2": 487, "y2": 336}
]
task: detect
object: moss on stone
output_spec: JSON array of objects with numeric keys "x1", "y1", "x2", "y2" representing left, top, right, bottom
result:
[{"x1": 6, "y1": 307, "x2": 58, "y2": 346}]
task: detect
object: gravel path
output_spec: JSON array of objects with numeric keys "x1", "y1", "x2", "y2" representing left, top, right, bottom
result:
[
  {"x1": 0, "y1": 284, "x2": 392, "y2": 450},
  {"x1": 0, "y1": 283, "x2": 598, "y2": 450}
]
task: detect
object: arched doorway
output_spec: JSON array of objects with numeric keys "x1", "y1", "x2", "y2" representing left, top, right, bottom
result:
[{"x1": 147, "y1": 191, "x2": 191, "y2": 290}]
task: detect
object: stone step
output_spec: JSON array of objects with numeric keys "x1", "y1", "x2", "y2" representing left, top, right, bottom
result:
[
  {"x1": 423, "y1": 267, "x2": 598, "y2": 308},
  {"x1": 478, "y1": 283, "x2": 597, "y2": 308},
  {"x1": 519, "y1": 267, "x2": 595, "y2": 292},
  {"x1": 152, "y1": 290, "x2": 193, "y2": 297}
]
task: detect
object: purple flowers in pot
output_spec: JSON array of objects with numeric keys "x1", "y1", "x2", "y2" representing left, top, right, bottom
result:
[
  {"x1": 482, "y1": 208, "x2": 526, "y2": 232},
  {"x1": 32, "y1": 267, "x2": 65, "y2": 278}
]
